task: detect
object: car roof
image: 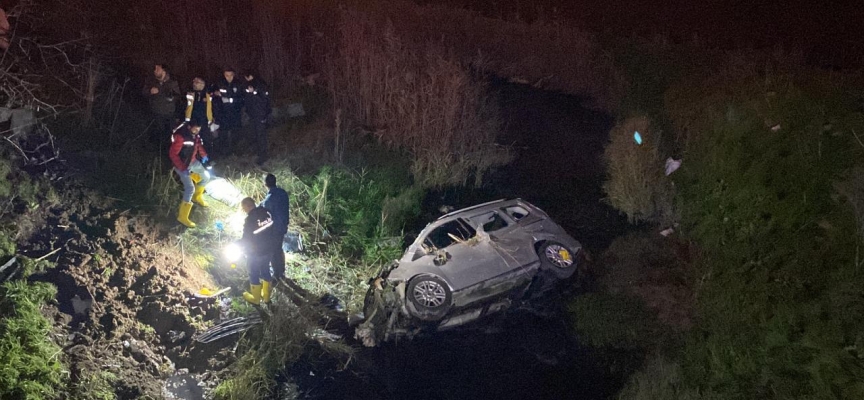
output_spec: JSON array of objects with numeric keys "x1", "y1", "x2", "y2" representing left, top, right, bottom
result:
[{"x1": 437, "y1": 198, "x2": 526, "y2": 220}]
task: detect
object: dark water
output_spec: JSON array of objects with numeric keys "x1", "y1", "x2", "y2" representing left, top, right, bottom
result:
[
  {"x1": 293, "y1": 82, "x2": 628, "y2": 399},
  {"x1": 415, "y1": 80, "x2": 625, "y2": 252}
]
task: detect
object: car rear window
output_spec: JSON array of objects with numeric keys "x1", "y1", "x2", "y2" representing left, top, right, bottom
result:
[
  {"x1": 424, "y1": 218, "x2": 476, "y2": 249},
  {"x1": 503, "y1": 205, "x2": 530, "y2": 221}
]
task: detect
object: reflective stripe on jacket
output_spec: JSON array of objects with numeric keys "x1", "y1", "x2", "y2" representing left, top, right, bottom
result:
[
  {"x1": 184, "y1": 91, "x2": 213, "y2": 124},
  {"x1": 168, "y1": 125, "x2": 208, "y2": 170}
]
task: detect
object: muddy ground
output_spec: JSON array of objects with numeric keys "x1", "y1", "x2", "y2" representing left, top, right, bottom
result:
[{"x1": 20, "y1": 180, "x2": 233, "y2": 399}]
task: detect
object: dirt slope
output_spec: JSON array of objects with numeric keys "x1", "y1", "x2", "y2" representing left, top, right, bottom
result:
[{"x1": 21, "y1": 182, "x2": 230, "y2": 399}]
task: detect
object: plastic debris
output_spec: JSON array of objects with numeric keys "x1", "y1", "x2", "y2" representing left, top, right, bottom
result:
[
  {"x1": 194, "y1": 287, "x2": 230, "y2": 299},
  {"x1": 660, "y1": 228, "x2": 675, "y2": 237},
  {"x1": 664, "y1": 158, "x2": 682, "y2": 176},
  {"x1": 283, "y1": 230, "x2": 304, "y2": 253},
  {"x1": 771, "y1": 124, "x2": 781, "y2": 132},
  {"x1": 634, "y1": 131, "x2": 643, "y2": 145}
]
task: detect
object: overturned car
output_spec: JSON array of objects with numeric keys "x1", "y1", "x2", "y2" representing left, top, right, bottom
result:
[{"x1": 356, "y1": 199, "x2": 585, "y2": 346}]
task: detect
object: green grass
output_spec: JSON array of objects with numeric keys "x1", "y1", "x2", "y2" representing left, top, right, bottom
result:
[
  {"x1": 71, "y1": 371, "x2": 119, "y2": 400},
  {"x1": 0, "y1": 280, "x2": 66, "y2": 399}
]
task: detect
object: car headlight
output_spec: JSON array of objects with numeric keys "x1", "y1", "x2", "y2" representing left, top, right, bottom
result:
[{"x1": 223, "y1": 242, "x2": 243, "y2": 263}]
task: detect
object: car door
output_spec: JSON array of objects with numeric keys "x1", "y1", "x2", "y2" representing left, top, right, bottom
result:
[
  {"x1": 467, "y1": 210, "x2": 539, "y2": 272},
  {"x1": 422, "y1": 217, "x2": 510, "y2": 294}
]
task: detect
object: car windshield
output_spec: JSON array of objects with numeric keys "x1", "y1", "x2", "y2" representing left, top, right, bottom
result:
[{"x1": 423, "y1": 218, "x2": 476, "y2": 249}]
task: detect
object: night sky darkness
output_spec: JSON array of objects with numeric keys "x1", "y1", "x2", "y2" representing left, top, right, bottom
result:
[{"x1": 422, "y1": 0, "x2": 864, "y2": 66}]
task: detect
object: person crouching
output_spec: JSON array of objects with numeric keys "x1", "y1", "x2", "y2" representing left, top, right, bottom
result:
[
  {"x1": 239, "y1": 197, "x2": 278, "y2": 304},
  {"x1": 168, "y1": 122, "x2": 210, "y2": 228}
]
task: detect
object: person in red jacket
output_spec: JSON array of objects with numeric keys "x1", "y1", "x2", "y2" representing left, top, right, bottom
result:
[{"x1": 169, "y1": 122, "x2": 210, "y2": 228}]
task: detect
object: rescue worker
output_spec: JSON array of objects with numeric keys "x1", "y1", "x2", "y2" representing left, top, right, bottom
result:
[
  {"x1": 142, "y1": 64, "x2": 180, "y2": 149},
  {"x1": 168, "y1": 121, "x2": 210, "y2": 228},
  {"x1": 239, "y1": 197, "x2": 277, "y2": 304},
  {"x1": 211, "y1": 68, "x2": 244, "y2": 155},
  {"x1": 242, "y1": 72, "x2": 271, "y2": 165},
  {"x1": 260, "y1": 173, "x2": 289, "y2": 281},
  {"x1": 185, "y1": 77, "x2": 215, "y2": 153}
]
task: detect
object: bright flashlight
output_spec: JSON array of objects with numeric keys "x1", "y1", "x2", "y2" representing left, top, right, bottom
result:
[
  {"x1": 228, "y1": 211, "x2": 246, "y2": 235},
  {"x1": 224, "y1": 242, "x2": 243, "y2": 263}
]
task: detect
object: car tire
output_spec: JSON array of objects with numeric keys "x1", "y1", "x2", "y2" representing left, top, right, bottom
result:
[
  {"x1": 538, "y1": 241, "x2": 578, "y2": 280},
  {"x1": 406, "y1": 275, "x2": 452, "y2": 321}
]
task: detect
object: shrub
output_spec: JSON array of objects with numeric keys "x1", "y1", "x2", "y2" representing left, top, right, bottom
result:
[
  {"x1": 668, "y1": 66, "x2": 864, "y2": 398},
  {"x1": 602, "y1": 116, "x2": 677, "y2": 224}
]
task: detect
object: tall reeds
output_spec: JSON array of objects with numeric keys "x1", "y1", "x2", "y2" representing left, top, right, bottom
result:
[{"x1": 323, "y1": 9, "x2": 511, "y2": 187}]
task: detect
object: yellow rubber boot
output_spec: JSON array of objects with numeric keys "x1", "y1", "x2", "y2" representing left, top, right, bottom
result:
[
  {"x1": 191, "y1": 185, "x2": 209, "y2": 207},
  {"x1": 261, "y1": 280, "x2": 272, "y2": 304},
  {"x1": 189, "y1": 173, "x2": 208, "y2": 207},
  {"x1": 243, "y1": 284, "x2": 262, "y2": 305},
  {"x1": 176, "y1": 201, "x2": 196, "y2": 228}
]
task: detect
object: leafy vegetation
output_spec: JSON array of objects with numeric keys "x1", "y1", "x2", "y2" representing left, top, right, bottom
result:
[
  {"x1": 673, "y1": 67, "x2": 864, "y2": 399},
  {"x1": 597, "y1": 51, "x2": 864, "y2": 399}
]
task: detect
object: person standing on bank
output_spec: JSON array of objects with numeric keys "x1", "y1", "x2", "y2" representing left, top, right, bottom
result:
[
  {"x1": 168, "y1": 121, "x2": 210, "y2": 228},
  {"x1": 260, "y1": 173, "x2": 289, "y2": 281},
  {"x1": 142, "y1": 64, "x2": 180, "y2": 149},
  {"x1": 185, "y1": 77, "x2": 216, "y2": 152},
  {"x1": 239, "y1": 197, "x2": 277, "y2": 305},
  {"x1": 212, "y1": 68, "x2": 244, "y2": 155},
  {"x1": 242, "y1": 72, "x2": 271, "y2": 165}
]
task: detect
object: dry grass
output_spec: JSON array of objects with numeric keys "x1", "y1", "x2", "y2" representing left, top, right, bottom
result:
[
  {"x1": 323, "y1": 8, "x2": 511, "y2": 188},
  {"x1": 602, "y1": 116, "x2": 677, "y2": 224}
]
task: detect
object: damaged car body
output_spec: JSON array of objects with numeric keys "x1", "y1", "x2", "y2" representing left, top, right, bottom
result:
[{"x1": 356, "y1": 199, "x2": 585, "y2": 346}]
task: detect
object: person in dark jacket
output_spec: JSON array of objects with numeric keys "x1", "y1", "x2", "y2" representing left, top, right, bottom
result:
[
  {"x1": 185, "y1": 77, "x2": 215, "y2": 153},
  {"x1": 243, "y1": 72, "x2": 271, "y2": 165},
  {"x1": 142, "y1": 64, "x2": 180, "y2": 148},
  {"x1": 239, "y1": 197, "x2": 277, "y2": 304},
  {"x1": 260, "y1": 173, "x2": 289, "y2": 280},
  {"x1": 168, "y1": 122, "x2": 210, "y2": 228},
  {"x1": 212, "y1": 68, "x2": 244, "y2": 155}
]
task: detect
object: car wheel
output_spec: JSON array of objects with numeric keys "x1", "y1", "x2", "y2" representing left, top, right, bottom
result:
[
  {"x1": 538, "y1": 241, "x2": 578, "y2": 280},
  {"x1": 406, "y1": 275, "x2": 452, "y2": 321}
]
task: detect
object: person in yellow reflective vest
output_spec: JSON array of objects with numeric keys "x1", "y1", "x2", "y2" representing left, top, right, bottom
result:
[{"x1": 185, "y1": 77, "x2": 215, "y2": 153}]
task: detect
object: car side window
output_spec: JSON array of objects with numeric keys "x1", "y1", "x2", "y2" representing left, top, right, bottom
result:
[
  {"x1": 503, "y1": 205, "x2": 530, "y2": 221},
  {"x1": 473, "y1": 211, "x2": 509, "y2": 232},
  {"x1": 423, "y1": 218, "x2": 477, "y2": 249}
]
